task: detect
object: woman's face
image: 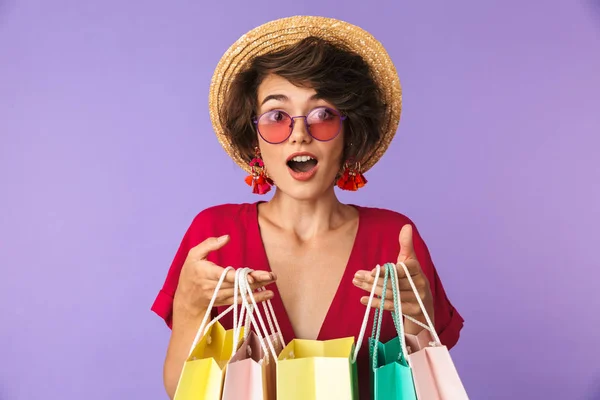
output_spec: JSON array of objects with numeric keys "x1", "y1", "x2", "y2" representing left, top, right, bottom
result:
[{"x1": 255, "y1": 74, "x2": 344, "y2": 200}]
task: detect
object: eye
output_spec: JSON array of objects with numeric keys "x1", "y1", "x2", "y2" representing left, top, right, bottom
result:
[
  {"x1": 264, "y1": 110, "x2": 287, "y2": 123},
  {"x1": 311, "y1": 107, "x2": 336, "y2": 122}
]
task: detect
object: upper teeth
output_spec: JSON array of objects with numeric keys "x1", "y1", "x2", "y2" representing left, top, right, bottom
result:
[{"x1": 291, "y1": 155, "x2": 314, "y2": 162}]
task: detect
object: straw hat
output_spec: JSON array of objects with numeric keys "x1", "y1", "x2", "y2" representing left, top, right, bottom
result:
[{"x1": 209, "y1": 15, "x2": 402, "y2": 174}]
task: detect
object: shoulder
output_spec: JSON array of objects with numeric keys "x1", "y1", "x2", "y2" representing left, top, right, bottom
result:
[
  {"x1": 185, "y1": 202, "x2": 256, "y2": 237},
  {"x1": 192, "y1": 203, "x2": 254, "y2": 223},
  {"x1": 192, "y1": 203, "x2": 256, "y2": 225}
]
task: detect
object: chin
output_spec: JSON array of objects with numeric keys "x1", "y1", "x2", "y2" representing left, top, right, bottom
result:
[{"x1": 274, "y1": 178, "x2": 334, "y2": 201}]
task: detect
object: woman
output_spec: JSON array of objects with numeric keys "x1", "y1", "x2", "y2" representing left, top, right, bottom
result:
[{"x1": 152, "y1": 16, "x2": 464, "y2": 399}]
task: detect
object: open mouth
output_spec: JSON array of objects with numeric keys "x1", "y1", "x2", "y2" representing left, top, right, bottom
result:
[{"x1": 286, "y1": 155, "x2": 318, "y2": 173}]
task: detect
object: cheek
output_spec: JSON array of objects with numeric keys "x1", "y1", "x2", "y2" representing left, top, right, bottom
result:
[
  {"x1": 330, "y1": 136, "x2": 345, "y2": 163},
  {"x1": 257, "y1": 143, "x2": 280, "y2": 170}
]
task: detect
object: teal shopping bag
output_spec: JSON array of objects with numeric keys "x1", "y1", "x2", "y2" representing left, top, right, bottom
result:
[{"x1": 369, "y1": 263, "x2": 417, "y2": 400}]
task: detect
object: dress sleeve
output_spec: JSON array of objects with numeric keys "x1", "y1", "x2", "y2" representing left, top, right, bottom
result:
[
  {"x1": 412, "y1": 225, "x2": 464, "y2": 349},
  {"x1": 150, "y1": 213, "x2": 208, "y2": 329}
]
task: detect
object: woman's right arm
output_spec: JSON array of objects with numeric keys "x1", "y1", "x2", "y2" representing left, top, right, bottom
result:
[
  {"x1": 163, "y1": 301, "x2": 207, "y2": 399},
  {"x1": 161, "y1": 235, "x2": 276, "y2": 399}
]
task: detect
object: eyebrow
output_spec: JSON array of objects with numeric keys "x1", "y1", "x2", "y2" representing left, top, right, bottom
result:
[{"x1": 260, "y1": 93, "x2": 322, "y2": 106}]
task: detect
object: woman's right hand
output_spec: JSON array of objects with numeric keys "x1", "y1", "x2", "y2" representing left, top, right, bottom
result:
[{"x1": 173, "y1": 234, "x2": 276, "y2": 319}]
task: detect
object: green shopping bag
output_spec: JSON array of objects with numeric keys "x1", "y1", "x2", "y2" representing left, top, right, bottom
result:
[{"x1": 369, "y1": 263, "x2": 417, "y2": 400}]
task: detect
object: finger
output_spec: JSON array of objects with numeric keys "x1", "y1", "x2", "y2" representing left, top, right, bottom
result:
[
  {"x1": 201, "y1": 265, "x2": 238, "y2": 283},
  {"x1": 251, "y1": 289, "x2": 275, "y2": 303},
  {"x1": 357, "y1": 268, "x2": 425, "y2": 295},
  {"x1": 230, "y1": 270, "x2": 275, "y2": 285},
  {"x1": 219, "y1": 290, "x2": 275, "y2": 306},
  {"x1": 249, "y1": 271, "x2": 277, "y2": 284},
  {"x1": 206, "y1": 272, "x2": 276, "y2": 295},
  {"x1": 212, "y1": 287, "x2": 266, "y2": 304},
  {"x1": 353, "y1": 276, "x2": 392, "y2": 298},
  {"x1": 365, "y1": 263, "x2": 419, "y2": 280},
  {"x1": 396, "y1": 259, "x2": 426, "y2": 289},
  {"x1": 188, "y1": 235, "x2": 230, "y2": 260},
  {"x1": 397, "y1": 224, "x2": 416, "y2": 263},
  {"x1": 249, "y1": 280, "x2": 276, "y2": 291},
  {"x1": 360, "y1": 296, "x2": 423, "y2": 316},
  {"x1": 394, "y1": 276, "x2": 423, "y2": 291},
  {"x1": 355, "y1": 271, "x2": 393, "y2": 289},
  {"x1": 353, "y1": 276, "x2": 421, "y2": 303},
  {"x1": 360, "y1": 296, "x2": 395, "y2": 311}
]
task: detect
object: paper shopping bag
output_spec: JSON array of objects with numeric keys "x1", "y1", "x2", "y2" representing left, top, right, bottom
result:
[
  {"x1": 277, "y1": 337, "x2": 358, "y2": 400},
  {"x1": 405, "y1": 328, "x2": 433, "y2": 354},
  {"x1": 370, "y1": 336, "x2": 416, "y2": 399},
  {"x1": 221, "y1": 332, "x2": 283, "y2": 400},
  {"x1": 262, "y1": 332, "x2": 284, "y2": 400},
  {"x1": 408, "y1": 344, "x2": 468, "y2": 399},
  {"x1": 398, "y1": 261, "x2": 469, "y2": 399},
  {"x1": 222, "y1": 267, "x2": 284, "y2": 400},
  {"x1": 222, "y1": 331, "x2": 266, "y2": 400},
  {"x1": 369, "y1": 263, "x2": 417, "y2": 400},
  {"x1": 256, "y1": 286, "x2": 285, "y2": 400},
  {"x1": 174, "y1": 320, "x2": 240, "y2": 400}
]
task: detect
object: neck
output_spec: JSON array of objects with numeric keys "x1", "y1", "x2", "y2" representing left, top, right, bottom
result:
[{"x1": 260, "y1": 187, "x2": 354, "y2": 241}]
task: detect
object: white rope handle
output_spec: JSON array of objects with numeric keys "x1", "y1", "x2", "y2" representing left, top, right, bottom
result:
[
  {"x1": 232, "y1": 267, "x2": 247, "y2": 353},
  {"x1": 258, "y1": 286, "x2": 286, "y2": 349},
  {"x1": 231, "y1": 268, "x2": 272, "y2": 361},
  {"x1": 239, "y1": 268, "x2": 279, "y2": 363},
  {"x1": 188, "y1": 266, "x2": 234, "y2": 357},
  {"x1": 403, "y1": 314, "x2": 431, "y2": 332},
  {"x1": 398, "y1": 261, "x2": 442, "y2": 346},
  {"x1": 390, "y1": 263, "x2": 411, "y2": 360},
  {"x1": 352, "y1": 264, "x2": 381, "y2": 363},
  {"x1": 201, "y1": 304, "x2": 234, "y2": 339}
]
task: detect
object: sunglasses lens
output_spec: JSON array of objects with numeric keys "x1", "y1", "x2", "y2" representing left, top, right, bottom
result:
[
  {"x1": 257, "y1": 111, "x2": 292, "y2": 143},
  {"x1": 307, "y1": 107, "x2": 342, "y2": 141}
]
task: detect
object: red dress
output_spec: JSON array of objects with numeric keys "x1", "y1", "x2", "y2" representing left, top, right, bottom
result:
[{"x1": 152, "y1": 202, "x2": 464, "y2": 399}]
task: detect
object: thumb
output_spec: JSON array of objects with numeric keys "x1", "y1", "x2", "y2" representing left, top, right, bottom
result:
[
  {"x1": 397, "y1": 224, "x2": 416, "y2": 262},
  {"x1": 189, "y1": 235, "x2": 230, "y2": 260}
]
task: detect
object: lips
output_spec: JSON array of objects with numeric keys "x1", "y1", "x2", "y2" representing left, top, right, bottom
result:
[{"x1": 286, "y1": 152, "x2": 319, "y2": 181}]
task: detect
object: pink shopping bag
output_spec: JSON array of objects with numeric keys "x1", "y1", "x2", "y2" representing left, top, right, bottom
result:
[
  {"x1": 221, "y1": 268, "x2": 283, "y2": 400},
  {"x1": 398, "y1": 261, "x2": 469, "y2": 399}
]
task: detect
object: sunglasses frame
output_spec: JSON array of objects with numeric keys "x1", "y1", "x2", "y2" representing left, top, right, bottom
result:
[{"x1": 252, "y1": 106, "x2": 347, "y2": 144}]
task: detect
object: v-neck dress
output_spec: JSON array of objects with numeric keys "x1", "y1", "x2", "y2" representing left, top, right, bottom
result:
[{"x1": 152, "y1": 202, "x2": 464, "y2": 399}]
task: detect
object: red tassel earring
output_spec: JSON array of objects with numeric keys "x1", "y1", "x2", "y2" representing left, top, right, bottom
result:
[
  {"x1": 245, "y1": 148, "x2": 273, "y2": 195},
  {"x1": 336, "y1": 160, "x2": 367, "y2": 191}
]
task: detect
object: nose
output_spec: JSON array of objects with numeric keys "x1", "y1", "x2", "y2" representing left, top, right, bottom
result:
[{"x1": 288, "y1": 116, "x2": 312, "y2": 144}]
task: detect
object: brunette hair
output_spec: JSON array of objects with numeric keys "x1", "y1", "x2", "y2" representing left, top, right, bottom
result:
[{"x1": 221, "y1": 36, "x2": 386, "y2": 165}]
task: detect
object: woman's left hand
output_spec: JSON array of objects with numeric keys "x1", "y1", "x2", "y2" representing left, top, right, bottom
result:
[{"x1": 352, "y1": 224, "x2": 434, "y2": 324}]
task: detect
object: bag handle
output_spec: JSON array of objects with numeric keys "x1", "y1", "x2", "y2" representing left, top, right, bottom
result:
[
  {"x1": 232, "y1": 268, "x2": 279, "y2": 363},
  {"x1": 352, "y1": 264, "x2": 381, "y2": 363},
  {"x1": 241, "y1": 268, "x2": 279, "y2": 363},
  {"x1": 231, "y1": 270, "x2": 284, "y2": 351},
  {"x1": 371, "y1": 263, "x2": 410, "y2": 370},
  {"x1": 371, "y1": 264, "x2": 390, "y2": 369},
  {"x1": 257, "y1": 286, "x2": 286, "y2": 349},
  {"x1": 397, "y1": 261, "x2": 442, "y2": 346},
  {"x1": 232, "y1": 267, "x2": 247, "y2": 351},
  {"x1": 188, "y1": 266, "x2": 235, "y2": 357},
  {"x1": 389, "y1": 262, "x2": 410, "y2": 361},
  {"x1": 229, "y1": 268, "x2": 268, "y2": 361}
]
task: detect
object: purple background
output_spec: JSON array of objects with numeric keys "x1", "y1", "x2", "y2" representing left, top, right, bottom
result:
[{"x1": 1, "y1": 0, "x2": 599, "y2": 399}]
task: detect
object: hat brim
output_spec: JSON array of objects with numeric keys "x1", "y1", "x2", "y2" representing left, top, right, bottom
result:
[{"x1": 209, "y1": 15, "x2": 402, "y2": 174}]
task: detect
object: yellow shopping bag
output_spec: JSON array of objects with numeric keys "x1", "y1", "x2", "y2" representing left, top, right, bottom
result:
[
  {"x1": 277, "y1": 337, "x2": 358, "y2": 400},
  {"x1": 174, "y1": 320, "x2": 240, "y2": 399}
]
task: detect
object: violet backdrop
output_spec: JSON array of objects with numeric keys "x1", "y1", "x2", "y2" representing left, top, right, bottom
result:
[{"x1": 1, "y1": 0, "x2": 599, "y2": 399}]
